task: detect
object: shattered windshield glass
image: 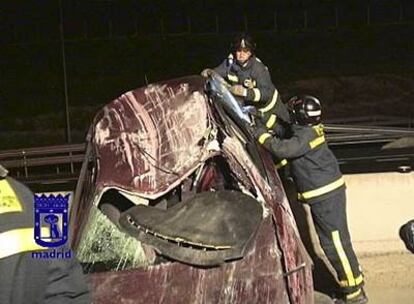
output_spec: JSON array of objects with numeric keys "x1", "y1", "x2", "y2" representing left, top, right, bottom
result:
[
  {"x1": 77, "y1": 206, "x2": 155, "y2": 273},
  {"x1": 206, "y1": 74, "x2": 253, "y2": 126}
]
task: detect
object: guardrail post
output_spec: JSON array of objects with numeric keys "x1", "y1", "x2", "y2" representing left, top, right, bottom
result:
[
  {"x1": 22, "y1": 150, "x2": 28, "y2": 178},
  {"x1": 70, "y1": 151, "x2": 75, "y2": 174}
]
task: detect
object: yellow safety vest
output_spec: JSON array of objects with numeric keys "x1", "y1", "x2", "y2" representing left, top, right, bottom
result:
[{"x1": 0, "y1": 179, "x2": 47, "y2": 259}]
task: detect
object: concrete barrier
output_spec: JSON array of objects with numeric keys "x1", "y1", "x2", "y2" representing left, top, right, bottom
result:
[{"x1": 344, "y1": 172, "x2": 414, "y2": 254}]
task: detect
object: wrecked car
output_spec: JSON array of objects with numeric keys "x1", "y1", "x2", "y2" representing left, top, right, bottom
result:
[{"x1": 69, "y1": 73, "x2": 314, "y2": 303}]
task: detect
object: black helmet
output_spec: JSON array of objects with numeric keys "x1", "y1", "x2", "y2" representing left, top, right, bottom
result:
[
  {"x1": 231, "y1": 33, "x2": 256, "y2": 54},
  {"x1": 400, "y1": 220, "x2": 414, "y2": 254},
  {"x1": 288, "y1": 95, "x2": 322, "y2": 125}
]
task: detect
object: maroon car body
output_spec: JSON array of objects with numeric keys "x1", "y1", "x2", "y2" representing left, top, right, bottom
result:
[{"x1": 69, "y1": 75, "x2": 313, "y2": 303}]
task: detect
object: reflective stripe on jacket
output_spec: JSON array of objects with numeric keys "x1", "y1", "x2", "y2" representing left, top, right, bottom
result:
[
  {"x1": 261, "y1": 124, "x2": 344, "y2": 203},
  {"x1": 214, "y1": 55, "x2": 291, "y2": 124},
  {"x1": 0, "y1": 175, "x2": 91, "y2": 304}
]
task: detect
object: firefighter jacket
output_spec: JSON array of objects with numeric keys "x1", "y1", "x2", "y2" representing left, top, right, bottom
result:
[
  {"x1": 256, "y1": 124, "x2": 345, "y2": 203},
  {"x1": 214, "y1": 54, "x2": 291, "y2": 127},
  {"x1": 0, "y1": 169, "x2": 90, "y2": 304}
]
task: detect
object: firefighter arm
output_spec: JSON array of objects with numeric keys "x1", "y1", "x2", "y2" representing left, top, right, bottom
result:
[
  {"x1": 266, "y1": 135, "x2": 311, "y2": 159},
  {"x1": 245, "y1": 66, "x2": 274, "y2": 105},
  {"x1": 213, "y1": 59, "x2": 229, "y2": 78},
  {"x1": 255, "y1": 128, "x2": 310, "y2": 159},
  {"x1": 272, "y1": 121, "x2": 289, "y2": 138}
]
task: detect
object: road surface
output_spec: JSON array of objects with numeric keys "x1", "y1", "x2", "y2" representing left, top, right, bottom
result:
[{"x1": 360, "y1": 252, "x2": 414, "y2": 304}]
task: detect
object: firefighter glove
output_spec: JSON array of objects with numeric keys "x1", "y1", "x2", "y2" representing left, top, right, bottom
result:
[
  {"x1": 201, "y1": 68, "x2": 214, "y2": 78},
  {"x1": 243, "y1": 105, "x2": 258, "y2": 116},
  {"x1": 230, "y1": 85, "x2": 247, "y2": 97},
  {"x1": 254, "y1": 125, "x2": 272, "y2": 146},
  {"x1": 0, "y1": 165, "x2": 8, "y2": 178}
]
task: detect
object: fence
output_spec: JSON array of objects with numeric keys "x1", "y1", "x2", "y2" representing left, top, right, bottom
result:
[{"x1": 1, "y1": 1, "x2": 414, "y2": 44}]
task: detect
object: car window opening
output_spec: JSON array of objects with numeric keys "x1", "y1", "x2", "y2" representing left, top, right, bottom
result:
[{"x1": 76, "y1": 153, "x2": 261, "y2": 273}]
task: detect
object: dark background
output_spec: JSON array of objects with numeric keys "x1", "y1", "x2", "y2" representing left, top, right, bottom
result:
[{"x1": 1, "y1": 0, "x2": 414, "y2": 148}]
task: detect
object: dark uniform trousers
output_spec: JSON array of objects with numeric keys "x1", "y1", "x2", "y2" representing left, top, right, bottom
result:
[
  {"x1": 0, "y1": 175, "x2": 90, "y2": 304},
  {"x1": 309, "y1": 189, "x2": 363, "y2": 297}
]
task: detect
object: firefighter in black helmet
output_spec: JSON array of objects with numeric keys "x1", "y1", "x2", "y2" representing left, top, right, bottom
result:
[
  {"x1": 0, "y1": 165, "x2": 90, "y2": 304},
  {"x1": 254, "y1": 96, "x2": 368, "y2": 304},
  {"x1": 201, "y1": 33, "x2": 291, "y2": 129}
]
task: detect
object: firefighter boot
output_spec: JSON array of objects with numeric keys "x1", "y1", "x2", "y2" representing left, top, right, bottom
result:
[{"x1": 333, "y1": 288, "x2": 368, "y2": 304}]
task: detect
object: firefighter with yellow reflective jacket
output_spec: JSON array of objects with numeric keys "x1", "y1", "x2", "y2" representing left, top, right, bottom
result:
[
  {"x1": 201, "y1": 33, "x2": 291, "y2": 129},
  {"x1": 0, "y1": 165, "x2": 90, "y2": 304},
  {"x1": 254, "y1": 96, "x2": 368, "y2": 304}
]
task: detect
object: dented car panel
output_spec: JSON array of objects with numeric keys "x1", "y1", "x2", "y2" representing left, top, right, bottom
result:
[
  {"x1": 93, "y1": 76, "x2": 212, "y2": 198},
  {"x1": 70, "y1": 75, "x2": 313, "y2": 303},
  {"x1": 91, "y1": 219, "x2": 291, "y2": 304}
]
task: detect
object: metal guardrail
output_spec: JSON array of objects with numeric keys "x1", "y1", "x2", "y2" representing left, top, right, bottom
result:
[
  {"x1": 0, "y1": 123, "x2": 413, "y2": 185},
  {"x1": 325, "y1": 124, "x2": 414, "y2": 136},
  {"x1": 325, "y1": 115, "x2": 413, "y2": 128},
  {"x1": 0, "y1": 143, "x2": 86, "y2": 184},
  {"x1": 0, "y1": 144, "x2": 85, "y2": 159},
  {"x1": 325, "y1": 124, "x2": 414, "y2": 145}
]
